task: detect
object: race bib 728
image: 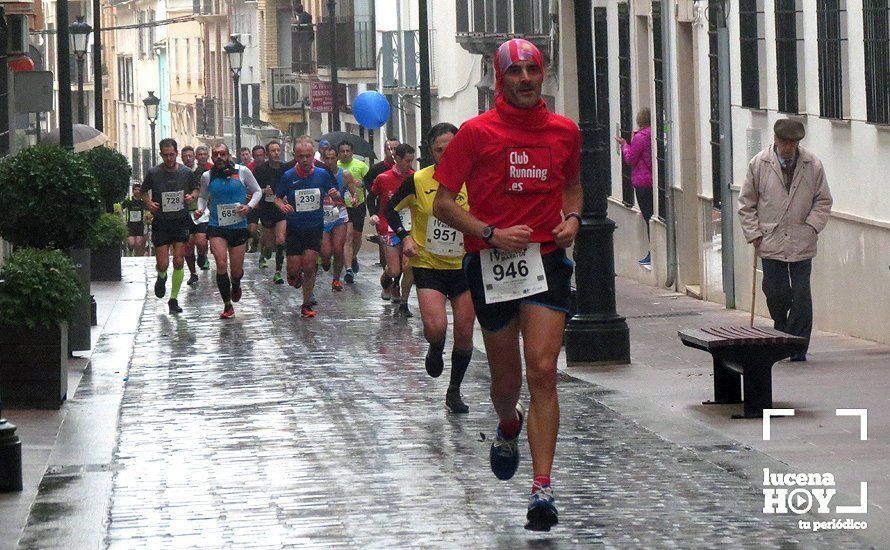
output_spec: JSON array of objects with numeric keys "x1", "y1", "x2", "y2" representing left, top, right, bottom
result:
[{"x1": 505, "y1": 147, "x2": 552, "y2": 195}]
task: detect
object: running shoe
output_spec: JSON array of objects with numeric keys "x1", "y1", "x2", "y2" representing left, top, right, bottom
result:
[
  {"x1": 154, "y1": 277, "x2": 166, "y2": 298},
  {"x1": 425, "y1": 346, "x2": 444, "y2": 377},
  {"x1": 219, "y1": 304, "x2": 235, "y2": 319},
  {"x1": 380, "y1": 289, "x2": 391, "y2": 301},
  {"x1": 167, "y1": 299, "x2": 183, "y2": 314},
  {"x1": 525, "y1": 483, "x2": 558, "y2": 532},
  {"x1": 300, "y1": 304, "x2": 316, "y2": 318},
  {"x1": 309, "y1": 293, "x2": 318, "y2": 306},
  {"x1": 259, "y1": 256, "x2": 268, "y2": 268},
  {"x1": 638, "y1": 252, "x2": 651, "y2": 266},
  {"x1": 332, "y1": 279, "x2": 343, "y2": 291},
  {"x1": 321, "y1": 262, "x2": 330, "y2": 272},
  {"x1": 200, "y1": 257, "x2": 210, "y2": 270},
  {"x1": 366, "y1": 235, "x2": 381, "y2": 244},
  {"x1": 231, "y1": 285, "x2": 242, "y2": 303},
  {"x1": 187, "y1": 273, "x2": 199, "y2": 286},
  {"x1": 490, "y1": 403, "x2": 524, "y2": 481},
  {"x1": 390, "y1": 286, "x2": 401, "y2": 302},
  {"x1": 398, "y1": 303, "x2": 412, "y2": 317},
  {"x1": 352, "y1": 258, "x2": 360, "y2": 273},
  {"x1": 273, "y1": 272, "x2": 285, "y2": 284},
  {"x1": 445, "y1": 388, "x2": 469, "y2": 414},
  {"x1": 344, "y1": 269, "x2": 355, "y2": 284}
]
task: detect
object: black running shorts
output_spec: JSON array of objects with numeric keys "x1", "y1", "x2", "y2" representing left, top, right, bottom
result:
[
  {"x1": 413, "y1": 267, "x2": 470, "y2": 300},
  {"x1": 463, "y1": 247, "x2": 573, "y2": 332},
  {"x1": 207, "y1": 226, "x2": 250, "y2": 248},
  {"x1": 286, "y1": 226, "x2": 323, "y2": 256},
  {"x1": 346, "y1": 205, "x2": 366, "y2": 231},
  {"x1": 151, "y1": 218, "x2": 190, "y2": 247}
]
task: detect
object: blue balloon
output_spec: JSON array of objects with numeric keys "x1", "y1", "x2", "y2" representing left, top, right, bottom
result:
[{"x1": 353, "y1": 91, "x2": 391, "y2": 129}]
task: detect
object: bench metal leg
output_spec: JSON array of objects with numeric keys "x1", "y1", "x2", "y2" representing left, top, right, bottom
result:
[
  {"x1": 733, "y1": 364, "x2": 774, "y2": 419},
  {"x1": 702, "y1": 356, "x2": 742, "y2": 405}
]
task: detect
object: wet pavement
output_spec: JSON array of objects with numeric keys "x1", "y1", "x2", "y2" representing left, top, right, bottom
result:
[{"x1": 14, "y1": 256, "x2": 873, "y2": 548}]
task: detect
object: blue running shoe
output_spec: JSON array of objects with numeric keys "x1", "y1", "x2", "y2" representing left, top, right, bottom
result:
[
  {"x1": 525, "y1": 483, "x2": 558, "y2": 531},
  {"x1": 489, "y1": 404, "x2": 524, "y2": 480}
]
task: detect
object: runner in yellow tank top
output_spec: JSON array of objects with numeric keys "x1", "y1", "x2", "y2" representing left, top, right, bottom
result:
[{"x1": 384, "y1": 123, "x2": 476, "y2": 413}]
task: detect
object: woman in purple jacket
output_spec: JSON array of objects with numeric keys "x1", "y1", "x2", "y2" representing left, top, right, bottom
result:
[{"x1": 615, "y1": 108, "x2": 653, "y2": 265}]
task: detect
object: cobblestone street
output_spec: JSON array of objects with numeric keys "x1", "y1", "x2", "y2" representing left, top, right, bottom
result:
[{"x1": 65, "y1": 257, "x2": 862, "y2": 549}]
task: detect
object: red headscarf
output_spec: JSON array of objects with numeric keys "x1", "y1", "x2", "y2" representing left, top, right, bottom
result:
[{"x1": 494, "y1": 39, "x2": 544, "y2": 94}]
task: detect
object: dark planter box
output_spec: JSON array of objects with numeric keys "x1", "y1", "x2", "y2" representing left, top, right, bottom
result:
[
  {"x1": 0, "y1": 323, "x2": 68, "y2": 409},
  {"x1": 90, "y1": 245, "x2": 122, "y2": 282},
  {"x1": 66, "y1": 248, "x2": 91, "y2": 353}
]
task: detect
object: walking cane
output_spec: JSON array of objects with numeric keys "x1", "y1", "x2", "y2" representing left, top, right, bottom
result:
[{"x1": 750, "y1": 247, "x2": 758, "y2": 328}]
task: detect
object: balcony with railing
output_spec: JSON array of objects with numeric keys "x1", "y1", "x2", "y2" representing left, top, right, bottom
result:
[
  {"x1": 454, "y1": 0, "x2": 552, "y2": 58},
  {"x1": 380, "y1": 29, "x2": 438, "y2": 92},
  {"x1": 316, "y1": 16, "x2": 375, "y2": 72}
]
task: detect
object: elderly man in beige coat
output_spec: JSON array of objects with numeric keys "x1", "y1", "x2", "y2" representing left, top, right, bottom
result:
[{"x1": 738, "y1": 119, "x2": 833, "y2": 362}]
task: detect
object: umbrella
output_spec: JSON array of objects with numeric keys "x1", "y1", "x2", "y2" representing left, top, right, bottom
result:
[
  {"x1": 40, "y1": 124, "x2": 110, "y2": 153},
  {"x1": 318, "y1": 131, "x2": 376, "y2": 160}
]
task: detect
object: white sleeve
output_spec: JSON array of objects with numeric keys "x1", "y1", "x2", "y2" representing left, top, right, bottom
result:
[
  {"x1": 197, "y1": 171, "x2": 211, "y2": 211},
  {"x1": 241, "y1": 167, "x2": 262, "y2": 208}
]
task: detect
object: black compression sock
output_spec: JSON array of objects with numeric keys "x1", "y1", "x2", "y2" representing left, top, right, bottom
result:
[
  {"x1": 185, "y1": 254, "x2": 196, "y2": 275},
  {"x1": 216, "y1": 273, "x2": 231, "y2": 303},
  {"x1": 449, "y1": 348, "x2": 473, "y2": 391},
  {"x1": 275, "y1": 245, "x2": 285, "y2": 271}
]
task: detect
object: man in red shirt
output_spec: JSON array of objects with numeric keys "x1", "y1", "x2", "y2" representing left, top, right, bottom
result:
[
  {"x1": 369, "y1": 144, "x2": 415, "y2": 307},
  {"x1": 433, "y1": 38, "x2": 581, "y2": 532}
]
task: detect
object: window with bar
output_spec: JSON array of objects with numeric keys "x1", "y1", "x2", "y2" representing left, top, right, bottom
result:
[
  {"x1": 817, "y1": 0, "x2": 848, "y2": 119},
  {"x1": 775, "y1": 0, "x2": 804, "y2": 114},
  {"x1": 863, "y1": 0, "x2": 890, "y2": 125},
  {"x1": 617, "y1": 3, "x2": 634, "y2": 207},
  {"x1": 739, "y1": 0, "x2": 764, "y2": 108}
]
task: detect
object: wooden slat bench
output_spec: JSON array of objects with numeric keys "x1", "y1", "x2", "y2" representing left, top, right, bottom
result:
[{"x1": 678, "y1": 326, "x2": 807, "y2": 419}]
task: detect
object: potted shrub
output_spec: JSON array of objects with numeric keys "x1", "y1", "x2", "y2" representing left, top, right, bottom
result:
[
  {"x1": 0, "y1": 145, "x2": 103, "y2": 353},
  {"x1": 0, "y1": 248, "x2": 81, "y2": 408},
  {"x1": 81, "y1": 146, "x2": 132, "y2": 213},
  {"x1": 89, "y1": 213, "x2": 128, "y2": 281}
]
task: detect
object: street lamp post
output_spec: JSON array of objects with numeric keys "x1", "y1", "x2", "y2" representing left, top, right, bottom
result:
[
  {"x1": 224, "y1": 35, "x2": 245, "y2": 152},
  {"x1": 417, "y1": 0, "x2": 432, "y2": 168},
  {"x1": 70, "y1": 16, "x2": 92, "y2": 125},
  {"x1": 143, "y1": 91, "x2": 160, "y2": 166},
  {"x1": 93, "y1": 0, "x2": 103, "y2": 131},
  {"x1": 564, "y1": 1, "x2": 631, "y2": 364},
  {"x1": 56, "y1": 0, "x2": 73, "y2": 149},
  {"x1": 326, "y1": 0, "x2": 341, "y2": 132}
]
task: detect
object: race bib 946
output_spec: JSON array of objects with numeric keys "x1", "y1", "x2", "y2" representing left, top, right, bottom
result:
[
  {"x1": 504, "y1": 147, "x2": 552, "y2": 195},
  {"x1": 479, "y1": 243, "x2": 547, "y2": 304}
]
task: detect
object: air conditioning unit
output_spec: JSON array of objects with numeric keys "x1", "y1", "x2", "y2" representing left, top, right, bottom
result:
[{"x1": 273, "y1": 82, "x2": 301, "y2": 110}]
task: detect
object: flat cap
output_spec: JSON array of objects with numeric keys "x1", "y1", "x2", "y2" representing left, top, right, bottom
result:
[{"x1": 774, "y1": 118, "x2": 805, "y2": 141}]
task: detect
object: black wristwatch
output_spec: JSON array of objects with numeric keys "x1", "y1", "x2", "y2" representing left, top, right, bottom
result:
[
  {"x1": 396, "y1": 227, "x2": 410, "y2": 240},
  {"x1": 565, "y1": 212, "x2": 582, "y2": 225},
  {"x1": 481, "y1": 225, "x2": 495, "y2": 243}
]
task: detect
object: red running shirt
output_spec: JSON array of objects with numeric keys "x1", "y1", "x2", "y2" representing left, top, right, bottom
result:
[
  {"x1": 372, "y1": 166, "x2": 414, "y2": 235},
  {"x1": 434, "y1": 96, "x2": 581, "y2": 254}
]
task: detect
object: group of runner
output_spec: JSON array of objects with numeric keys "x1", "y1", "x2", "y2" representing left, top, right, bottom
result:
[{"x1": 130, "y1": 38, "x2": 578, "y2": 532}]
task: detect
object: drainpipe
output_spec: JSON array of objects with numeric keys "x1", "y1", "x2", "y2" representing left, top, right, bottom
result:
[
  {"x1": 717, "y1": 1, "x2": 736, "y2": 308},
  {"x1": 661, "y1": 0, "x2": 678, "y2": 289}
]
